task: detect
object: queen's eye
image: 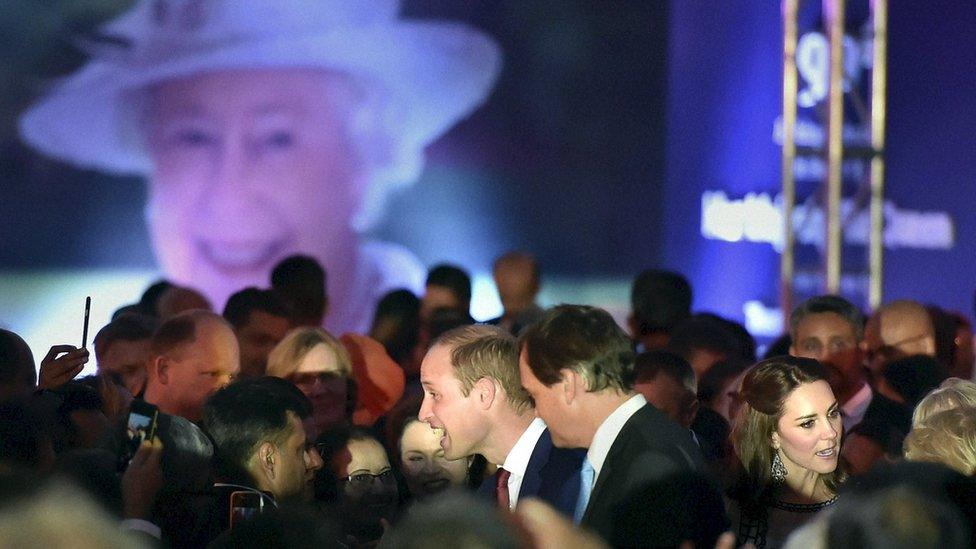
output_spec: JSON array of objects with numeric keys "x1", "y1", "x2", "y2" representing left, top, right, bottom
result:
[
  {"x1": 167, "y1": 127, "x2": 216, "y2": 147},
  {"x1": 263, "y1": 131, "x2": 294, "y2": 148}
]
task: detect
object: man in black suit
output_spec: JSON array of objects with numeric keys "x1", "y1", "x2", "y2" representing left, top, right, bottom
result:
[
  {"x1": 419, "y1": 324, "x2": 582, "y2": 516},
  {"x1": 519, "y1": 305, "x2": 718, "y2": 546}
]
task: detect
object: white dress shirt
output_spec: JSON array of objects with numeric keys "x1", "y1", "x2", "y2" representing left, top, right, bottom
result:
[
  {"x1": 586, "y1": 394, "x2": 647, "y2": 480},
  {"x1": 841, "y1": 382, "x2": 873, "y2": 432},
  {"x1": 499, "y1": 417, "x2": 548, "y2": 510}
]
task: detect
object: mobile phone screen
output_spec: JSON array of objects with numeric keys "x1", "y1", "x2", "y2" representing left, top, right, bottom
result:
[
  {"x1": 127, "y1": 411, "x2": 154, "y2": 444},
  {"x1": 120, "y1": 401, "x2": 158, "y2": 470},
  {"x1": 229, "y1": 491, "x2": 264, "y2": 529}
]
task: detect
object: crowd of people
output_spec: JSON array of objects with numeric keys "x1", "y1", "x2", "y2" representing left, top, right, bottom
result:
[
  {"x1": 2, "y1": 253, "x2": 975, "y2": 548},
  {"x1": 5, "y1": 1, "x2": 976, "y2": 547}
]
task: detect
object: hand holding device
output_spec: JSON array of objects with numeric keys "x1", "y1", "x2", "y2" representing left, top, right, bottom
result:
[
  {"x1": 121, "y1": 435, "x2": 164, "y2": 519},
  {"x1": 37, "y1": 344, "x2": 89, "y2": 390}
]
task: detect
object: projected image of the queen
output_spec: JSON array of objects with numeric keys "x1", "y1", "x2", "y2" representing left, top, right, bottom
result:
[{"x1": 20, "y1": 0, "x2": 500, "y2": 334}]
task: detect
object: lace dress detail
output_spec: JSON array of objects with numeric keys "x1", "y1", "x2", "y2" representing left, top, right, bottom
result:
[{"x1": 734, "y1": 495, "x2": 838, "y2": 549}]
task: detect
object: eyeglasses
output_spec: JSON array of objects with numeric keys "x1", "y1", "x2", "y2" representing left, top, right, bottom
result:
[
  {"x1": 864, "y1": 333, "x2": 929, "y2": 363},
  {"x1": 340, "y1": 470, "x2": 396, "y2": 488},
  {"x1": 288, "y1": 371, "x2": 346, "y2": 387}
]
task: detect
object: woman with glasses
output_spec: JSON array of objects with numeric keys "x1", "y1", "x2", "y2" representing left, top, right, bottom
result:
[
  {"x1": 314, "y1": 426, "x2": 399, "y2": 547},
  {"x1": 267, "y1": 328, "x2": 357, "y2": 438}
]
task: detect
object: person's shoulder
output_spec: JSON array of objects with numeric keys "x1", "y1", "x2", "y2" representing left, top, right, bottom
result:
[
  {"x1": 627, "y1": 403, "x2": 690, "y2": 438},
  {"x1": 359, "y1": 240, "x2": 425, "y2": 293},
  {"x1": 160, "y1": 413, "x2": 213, "y2": 455},
  {"x1": 620, "y1": 404, "x2": 703, "y2": 465}
]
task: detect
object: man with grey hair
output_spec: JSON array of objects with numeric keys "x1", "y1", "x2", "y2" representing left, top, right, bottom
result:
[
  {"x1": 419, "y1": 324, "x2": 582, "y2": 516},
  {"x1": 788, "y1": 295, "x2": 869, "y2": 431},
  {"x1": 20, "y1": 0, "x2": 501, "y2": 334},
  {"x1": 519, "y1": 305, "x2": 705, "y2": 542}
]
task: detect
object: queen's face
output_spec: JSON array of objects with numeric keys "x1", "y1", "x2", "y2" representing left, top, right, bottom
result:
[{"x1": 144, "y1": 68, "x2": 365, "y2": 309}]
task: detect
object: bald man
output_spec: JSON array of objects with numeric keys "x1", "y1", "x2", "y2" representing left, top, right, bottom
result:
[
  {"x1": 843, "y1": 300, "x2": 936, "y2": 474},
  {"x1": 862, "y1": 300, "x2": 936, "y2": 385},
  {"x1": 143, "y1": 310, "x2": 240, "y2": 422},
  {"x1": 488, "y1": 252, "x2": 544, "y2": 335}
]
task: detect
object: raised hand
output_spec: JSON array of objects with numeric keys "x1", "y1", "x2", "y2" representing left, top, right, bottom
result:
[{"x1": 38, "y1": 344, "x2": 89, "y2": 390}]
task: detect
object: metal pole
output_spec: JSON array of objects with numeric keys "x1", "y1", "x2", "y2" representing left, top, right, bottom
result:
[
  {"x1": 781, "y1": 0, "x2": 799, "y2": 328},
  {"x1": 869, "y1": 0, "x2": 887, "y2": 309},
  {"x1": 824, "y1": 0, "x2": 845, "y2": 294}
]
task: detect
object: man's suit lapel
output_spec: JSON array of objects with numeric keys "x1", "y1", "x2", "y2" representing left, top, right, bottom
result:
[
  {"x1": 520, "y1": 427, "x2": 553, "y2": 498},
  {"x1": 581, "y1": 405, "x2": 644, "y2": 524}
]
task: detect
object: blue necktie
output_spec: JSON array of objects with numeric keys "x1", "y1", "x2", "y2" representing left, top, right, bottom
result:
[{"x1": 573, "y1": 458, "x2": 595, "y2": 525}]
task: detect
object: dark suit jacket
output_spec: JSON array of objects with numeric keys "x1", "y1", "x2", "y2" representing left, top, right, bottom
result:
[
  {"x1": 581, "y1": 403, "x2": 705, "y2": 545},
  {"x1": 479, "y1": 427, "x2": 584, "y2": 517}
]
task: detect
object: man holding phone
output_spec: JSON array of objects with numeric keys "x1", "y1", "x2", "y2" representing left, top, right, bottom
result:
[
  {"x1": 204, "y1": 377, "x2": 324, "y2": 502},
  {"x1": 191, "y1": 377, "x2": 323, "y2": 543}
]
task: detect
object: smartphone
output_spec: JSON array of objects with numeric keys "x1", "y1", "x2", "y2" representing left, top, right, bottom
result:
[
  {"x1": 229, "y1": 491, "x2": 265, "y2": 530},
  {"x1": 82, "y1": 296, "x2": 91, "y2": 349},
  {"x1": 120, "y1": 400, "x2": 158, "y2": 470}
]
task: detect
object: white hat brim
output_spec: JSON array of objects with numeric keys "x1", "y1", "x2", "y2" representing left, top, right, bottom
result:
[{"x1": 20, "y1": 21, "x2": 501, "y2": 175}]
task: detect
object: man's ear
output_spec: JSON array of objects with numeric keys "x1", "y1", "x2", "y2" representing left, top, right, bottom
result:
[
  {"x1": 259, "y1": 441, "x2": 276, "y2": 480},
  {"x1": 475, "y1": 377, "x2": 496, "y2": 410},
  {"x1": 152, "y1": 356, "x2": 169, "y2": 385},
  {"x1": 561, "y1": 369, "x2": 578, "y2": 405}
]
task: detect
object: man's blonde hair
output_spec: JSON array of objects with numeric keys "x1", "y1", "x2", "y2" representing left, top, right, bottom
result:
[{"x1": 434, "y1": 325, "x2": 532, "y2": 414}]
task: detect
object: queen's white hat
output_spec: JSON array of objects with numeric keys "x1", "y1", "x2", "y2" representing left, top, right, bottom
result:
[{"x1": 19, "y1": 0, "x2": 501, "y2": 178}]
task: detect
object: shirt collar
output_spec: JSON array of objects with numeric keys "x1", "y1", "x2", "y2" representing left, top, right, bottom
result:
[
  {"x1": 501, "y1": 417, "x2": 547, "y2": 478},
  {"x1": 587, "y1": 394, "x2": 646, "y2": 478},
  {"x1": 841, "y1": 382, "x2": 873, "y2": 431}
]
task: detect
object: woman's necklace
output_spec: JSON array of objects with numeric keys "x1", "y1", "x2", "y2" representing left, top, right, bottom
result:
[{"x1": 770, "y1": 494, "x2": 838, "y2": 513}]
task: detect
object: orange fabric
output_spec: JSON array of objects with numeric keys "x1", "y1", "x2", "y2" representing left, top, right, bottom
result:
[{"x1": 340, "y1": 333, "x2": 405, "y2": 426}]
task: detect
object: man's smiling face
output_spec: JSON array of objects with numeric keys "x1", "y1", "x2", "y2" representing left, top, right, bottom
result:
[{"x1": 418, "y1": 343, "x2": 488, "y2": 460}]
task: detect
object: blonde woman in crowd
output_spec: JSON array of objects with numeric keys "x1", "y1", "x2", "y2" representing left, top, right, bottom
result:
[
  {"x1": 267, "y1": 328, "x2": 355, "y2": 438},
  {"x1": 911, "y1": 378, "x2": 976, "y2": 427},
  {"x1": 904, "y1": 407, "x2": 976, "y2": 476}
]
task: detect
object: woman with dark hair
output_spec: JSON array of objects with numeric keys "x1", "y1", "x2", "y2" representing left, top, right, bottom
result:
[
  {"x1": 385, "y1": 395, "x2": 470, "y2": 502},
  {"x1": 728, "y1": 356, "x2": 845, "y2": 548},
  {"x1": 314, "y1": 426, "x2": 399, "y2": 547}
]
